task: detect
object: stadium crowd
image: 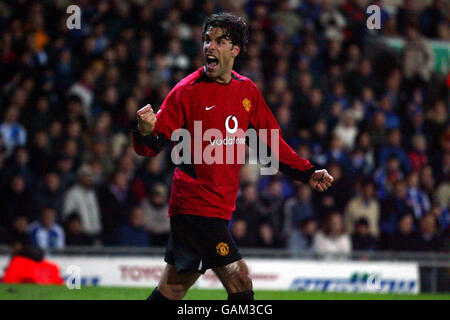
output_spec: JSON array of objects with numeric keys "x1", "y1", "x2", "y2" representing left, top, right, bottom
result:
[{"x1": 0, "y1": 0, "x2": 448, "y2": 256}]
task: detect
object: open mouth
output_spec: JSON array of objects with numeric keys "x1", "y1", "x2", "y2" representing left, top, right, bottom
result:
[{"x1": 206, "y1": 54, "x2": 219, "y2": 70}]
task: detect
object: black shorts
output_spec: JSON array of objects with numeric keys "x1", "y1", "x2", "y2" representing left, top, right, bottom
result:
[{"x1": 164, "y1": 214, "x2": 242, "y2": 274}]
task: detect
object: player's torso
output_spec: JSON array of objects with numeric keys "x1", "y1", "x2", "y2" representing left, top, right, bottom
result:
[
  {"x1": 181, "y1": 78, "x2": 254, "y2": 184},
  {"x1": 167, "y1": 72, "x2": 257, "y2": 217}
]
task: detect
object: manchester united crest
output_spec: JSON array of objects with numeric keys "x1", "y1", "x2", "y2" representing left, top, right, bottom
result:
[
  {"x1": 216, "y1": 242, "x2": 230, "y2": 256},
  {"x1": 242, "y1": 98, "x2": 251, "y2": 112}
]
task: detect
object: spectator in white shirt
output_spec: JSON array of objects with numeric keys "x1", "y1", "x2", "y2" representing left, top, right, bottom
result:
[
  {"x1": 313, "y1": 212, "x2": 352, "y2": 259},
  {"x1": 63, "y1": 164, "x2": 102, "y2": 236},
  {"x1": 141, "y1": 184, "x2": 170, "y2": 246},
  {"x1": 334, "y1": 111, "x2": 358, "y2": 151}
]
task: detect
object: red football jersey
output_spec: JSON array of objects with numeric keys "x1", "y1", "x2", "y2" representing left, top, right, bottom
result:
[{"x1": 133, "y1": 67, "x2": 314, "y2": 220}]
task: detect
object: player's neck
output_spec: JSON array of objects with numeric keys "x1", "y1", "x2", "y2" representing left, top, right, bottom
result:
[
  {"x1": 215, "y1": 72, "x2": 232, "y2": 84},
  {"x1": 203, "y1": 66, "x2": 233, "y2": 84}
]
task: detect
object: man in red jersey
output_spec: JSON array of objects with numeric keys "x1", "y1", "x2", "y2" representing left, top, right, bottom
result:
[{"x1": 133, "y1": 12, "x2": 334, "y2": 300}]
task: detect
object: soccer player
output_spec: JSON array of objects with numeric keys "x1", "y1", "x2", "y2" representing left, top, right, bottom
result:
[{"x1": 133, "y1": 12, "x2": 334, "y2": 300}]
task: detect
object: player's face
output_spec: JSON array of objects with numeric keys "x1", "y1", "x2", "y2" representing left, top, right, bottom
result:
[{"x1": 203, "y1": 27, "x2": 240, "y2": 83}]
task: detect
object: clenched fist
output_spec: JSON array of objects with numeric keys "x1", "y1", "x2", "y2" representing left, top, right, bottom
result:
[
  {"x1": 137, "y1": 104, "x2": 156, "y2": 136},
  {"x1": 309, "y1": 169, "x2": 334, "y2": 192}
]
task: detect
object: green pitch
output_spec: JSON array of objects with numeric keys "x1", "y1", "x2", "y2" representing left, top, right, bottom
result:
[{"x1": 0, "y1": 284, "x2": 449, "y2": 300}]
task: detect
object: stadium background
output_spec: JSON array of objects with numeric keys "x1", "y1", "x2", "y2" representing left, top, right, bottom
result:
[{"x1": 0, "y1": 0, "x2": 448, "y2": 298}]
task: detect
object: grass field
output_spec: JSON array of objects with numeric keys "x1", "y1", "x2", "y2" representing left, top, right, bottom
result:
[{"x1": 0, "y1": 284, "x2": 449, "y2": 300}]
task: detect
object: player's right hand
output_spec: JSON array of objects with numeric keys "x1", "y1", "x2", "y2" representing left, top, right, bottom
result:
[
  {"x1": 309, "y1": 169, "x2": 334, "y2": 192},
  {"x1": 137, "y1": 104, "x2": 156, "y2": 136}
]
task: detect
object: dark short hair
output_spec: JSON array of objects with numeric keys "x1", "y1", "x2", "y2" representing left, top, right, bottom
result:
[
  {"x1": 11, "y1": 215, "x2": 28, "y2": 223},
  {"x1": 300, "y1": 217, "x2": 316, "y2": 228},
  {"x1": 67, "y1": 94, "x2": 82, "y2": 104},
  {"x1": 66, "y1": 212, "x2": 82, "y2": 223},
  {"x1": 41, "y1": 206, "x2": 57, "y2": 214},
  {"x1": 202, "y1": 12, "x2": 249, "y2": 53},
  {"x1": 361, "y1": 176, "x2": 374, "y2": 187},
  {"x1": 355, "y1": 217, "x2": 369, "y2": 227}
]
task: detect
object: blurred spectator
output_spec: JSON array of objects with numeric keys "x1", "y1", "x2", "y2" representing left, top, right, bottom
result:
[
  {"x1": 324, "y1": 136, "x2": 352, "y2": 171},
  {"x1": 141, "y1": 183, "x2": 170, "y2": 246},
  {"x1": 55, "y1": 155, "x2": 76, "y2": 190},
  {"x1": 135, "y1": 156, "x2": 168, "y2": 196},
  {"x1": 320, "y1": 2, "x2": 346, "y2": 42},
  {"x1": 346, "y1": 59, "x2": 378, "y2": 97},
  {"x1": 0, "y1": 174, "x2": 34, "y2": 225},
  {"x1": 4, "y1": 146, "x2": 35, "y2": 188},
  {"x1": 0, "y1": 106, "x2": 27, "y2": 156},
  {"x1": 8, "y1": 215, "x2": 31, "y2": 247},
  {"x1": 257, "y1": 223, "x2": 283, "y2": 248},
  {"x1": 334, "y1": 111, "x2": 358, "y2": 151},
  {"x1": 339, "y1": 0, "x2": 366, "y2": 44},
  {"x1": 350, "y1": 131, "x2": 375, "y2": 175},
  {"x1": 316, "y1": 162, "x2": 353, "y2": 217},
  {"x1": 271, "y1": 0, "x2": 302, "y2": 38},
  {"x1": 344, "y1": 178, "x2": 380, "y2": 236},
  {"x1": 259, "y1": 172, "x2": 295, "y2": 199},
  {"x1": 64, "y1": 95, "x2": 88, "y2": 130},
  {"x1": 0, "y1": 225, "x2": 10, "y2": 245},
  {"x1": 417, "y1": 213, "x2": 444, "y2": 251},
  {"x1": 424, "y1": 101, "x2": 447, "y2": 151},
  {"x1": 98, "y1": 170, "x2": 133, "y2": 245},
  {"x1": 64, "y1": 212, "x2": 93, "y2": 246},
  {"x1": 396, "y1": 0, "x2": 418, "y2": 36},
  {"x1": 255, "y1": 179, "x2": 286, "y2": 246},
  {"x1": 54, "y1": 49, "x2": 73, "y2": 93},
  {"x1": 288, "y1": 218, "x2": 318, "y2": 254},
  {"x1": 69, "y1": 71, "x2": 96, "y2": 123},
  {"x1": 166, "y1": 38, "x2": 190, "y2": 70},
  {"x1": 232, "y1": 183, "x2": 260, "y2": 247},
  {"x1": 420, "y1": 0, "x2": 447, "y2": 39},
  {"x1": 351, "y1": 218, "x2": 377, "y2": 251},
  {"x1": 428, "y1": 202, "x2": 449, "y2": 232},
  {"x1": 92, "y1": 139, "x2": 118, "y2": 176},
  {"x1": 401, "y1": 25, "x2": 434, "y2": 90},
  {"x1": 408, "y1": 134, "x2": 428, "y2": 172},
  {"x1": 435, "y1": 179, "x2": 450, "y2": 209},
  {"x1": 378, "y1": 129, "x2": 411, "y2": 173},
  {"x1": 313, "y1": 212, "x2": 351, "y2": 258},
  {"x1": 374, "y1": 156, "x2": 404, "y2": 199},
  {"x1": 231, "y1": 219, "x2": 254, "y2": 248},
  {"x1": 296, "y1": 81, "x2": 324, "y2": 129},
  {"x1": 63, "y1": 164, "x2": 102, "y2": 236},
  {"x1": 29, "y1": 207, "x2": 65, "y2": 249},
  {"x1": 117, "y1": 206, "x2": 150, "y2": 247},
  {"x1": 382, "y1": 213, "x2": 419, "y2": 251},
  {"x1": 380, "y1": 179, "x2": 413, "y2": 235},
  {"x1": 378, "y1": 95, "x2": 401, "y2": 130},
  {"x1": 368, "y1": 111, "x2": 388, "y2": 148},
  {"x1": 419, "y1": 165, "x2": 436, "y2": 200},
  {"x1": 406, "y1": 171, "x2": 431, "y2": 220},
  {"x1": 432, "y1": 133, "x2": 450, "y2": 185},
  {"x1": 284, "y1": 184, "x2": 316, "y2": 235},
  {"x1": 35, "y1": 172, "x2": 64, "y2": 220},
  {"x1": 28, "y1": 130, "x2": 52, "y2": 176}
]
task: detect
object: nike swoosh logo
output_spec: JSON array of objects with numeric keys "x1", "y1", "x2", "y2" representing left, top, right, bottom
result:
[{"x1": 205, "y1": 105, "x2": 216, "y2": 110}]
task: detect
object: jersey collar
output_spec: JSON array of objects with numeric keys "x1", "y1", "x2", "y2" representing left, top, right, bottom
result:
[{"x1": 196, "y1": 66, "x2": 239, "y2": 85}]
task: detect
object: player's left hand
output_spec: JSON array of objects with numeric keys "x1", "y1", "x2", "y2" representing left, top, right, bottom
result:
[{"x1": 309, "y1": 169, "x2": 334, "y2": 192}]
